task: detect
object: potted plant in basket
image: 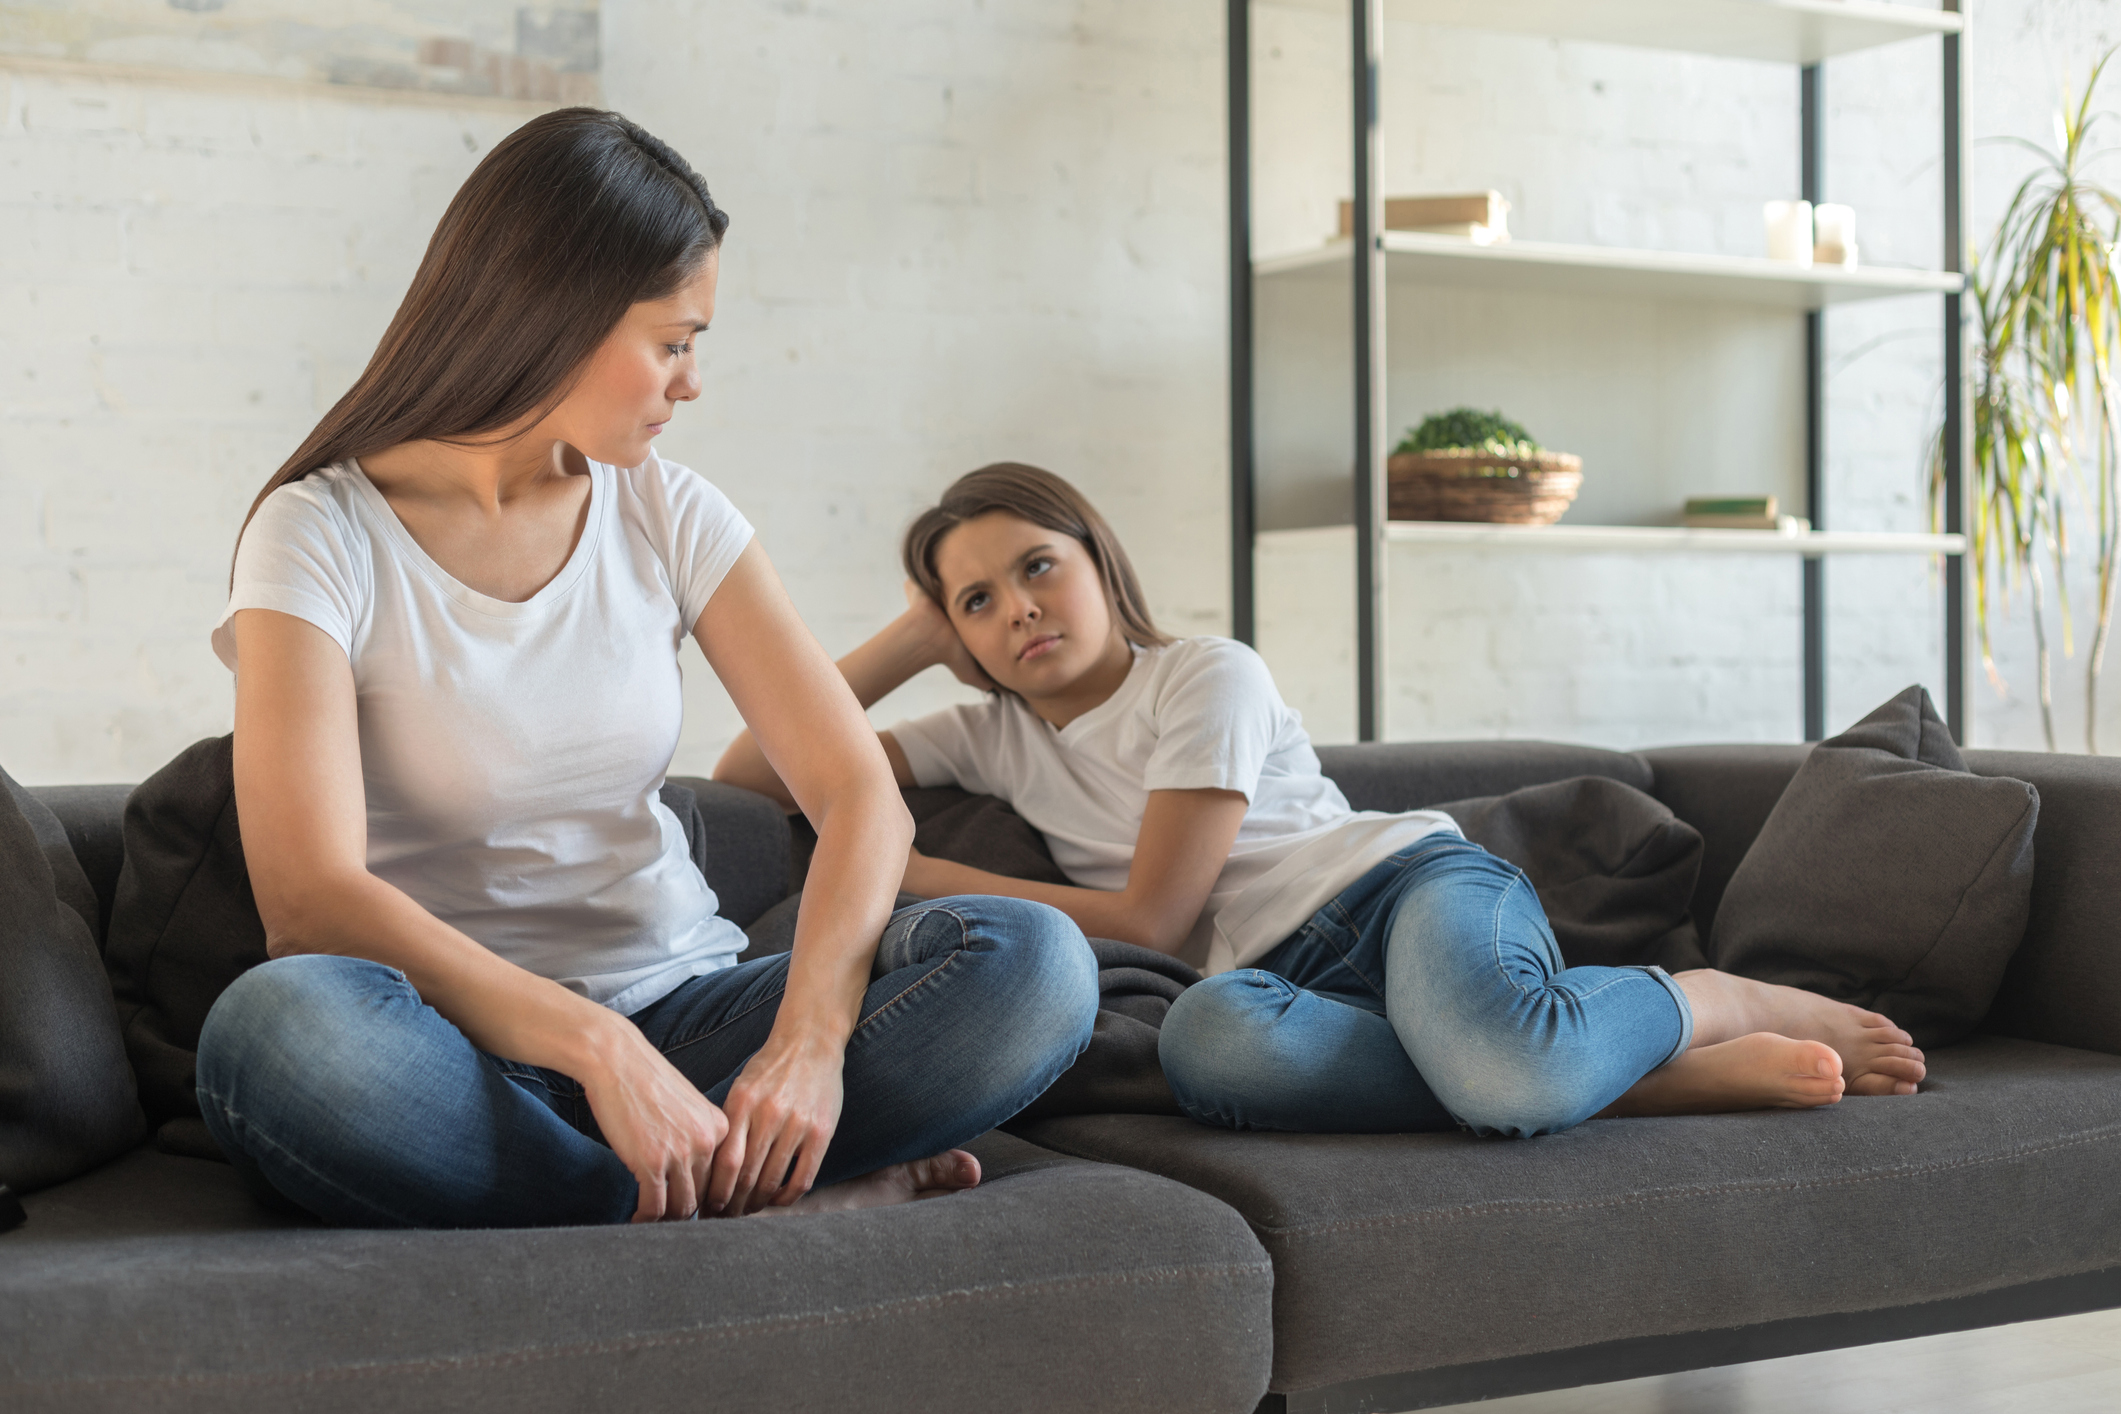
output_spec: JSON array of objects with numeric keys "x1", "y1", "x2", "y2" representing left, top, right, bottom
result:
[{"x1": 1389, "y1": 407, "x2": 1583, "y2": 524}]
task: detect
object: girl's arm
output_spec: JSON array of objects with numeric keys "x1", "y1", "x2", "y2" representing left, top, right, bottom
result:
[
  {"x1": 232, "y1": 608, "x2": 728, "y2": 1225},
  {"x1": 713, "y1": 589, "x2": 991, "y2": 808},
  {"x1": 903, "y1": 787, "x2": 1251, "y2": 956},
  {"x1": 690, "y1": 540, "x2": 915, "y2": 1213}
]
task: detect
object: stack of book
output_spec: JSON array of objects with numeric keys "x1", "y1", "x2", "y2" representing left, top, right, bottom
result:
[
  {"x1": 1337, "y1": 191, "x2": 1510, "y2": 245},
  {"x1": 1682, "y1": 496, "x2": 1810, "y2": 533}
]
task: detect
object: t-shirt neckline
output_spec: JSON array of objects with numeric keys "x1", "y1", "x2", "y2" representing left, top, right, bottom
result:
[
  {"x1": 344, "y1": 456, "x2": 607, "y2": 617},
  {"x1": 1051, "y1": 642, "x2": 1151, "y2": 745}
]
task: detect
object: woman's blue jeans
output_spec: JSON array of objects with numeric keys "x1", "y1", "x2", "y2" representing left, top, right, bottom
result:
[
  {"x1": 1158, "y1": 836, "x2": 1693, "y2": 1138},
  {"x1": 196, "y1": 896, "x2": 1098, "y2": 1228}
]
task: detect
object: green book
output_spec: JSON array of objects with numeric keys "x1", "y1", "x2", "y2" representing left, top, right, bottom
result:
[{"x1": 1685, "y1": 495, "x2": 1777, "y2": 518}]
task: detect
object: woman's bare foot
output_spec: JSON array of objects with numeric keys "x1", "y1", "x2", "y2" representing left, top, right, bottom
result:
[
  {"x1": 747, "y1": 1150, "x2": 982, "y2": 1218},
  {"x1": 1675, "y1": 970, "x2": 1926, "y2": 1096},
  {"x1": 1601, "y1": 1032, "x2": 1844, "y2": 1118}
]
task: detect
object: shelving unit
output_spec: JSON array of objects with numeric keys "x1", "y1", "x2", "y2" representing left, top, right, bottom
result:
[
  {"x1": 1225, "y1": 0, "x2": 1972, "y2": 742},
  {"x1": 1270, "y1": 521, "x2": 1967, "y2": 556},
  {"x1": 1258, "y1": 233, "x2": 1965, "y2": 309},
  {"x1": 1264, "y1": 0, "x2": 1962, "y2": 65}
]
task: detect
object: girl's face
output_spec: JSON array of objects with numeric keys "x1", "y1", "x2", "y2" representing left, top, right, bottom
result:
[
  {"x1": 932, "y1": 512, "x2": 1125, "y2": 699},
  {"x1": 544, "y1": 249, "x2": 718, "y2": 468}
]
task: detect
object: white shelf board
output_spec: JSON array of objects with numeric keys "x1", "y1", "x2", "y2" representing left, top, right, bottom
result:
[
  {"x1": 1261, "y1": 0, "x2": 1960, "y2": 66},
  {"x1": 1256, "y1": 234, "x2": 1962, "y2": 310},
  {"x1": 1259, "y1": 522, "x2": 1966, "y2": 556}
]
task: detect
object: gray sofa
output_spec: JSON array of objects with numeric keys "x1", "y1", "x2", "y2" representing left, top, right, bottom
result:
[{"x1": 7, "y1": 740, "x2": 2121, "y2": 1414}]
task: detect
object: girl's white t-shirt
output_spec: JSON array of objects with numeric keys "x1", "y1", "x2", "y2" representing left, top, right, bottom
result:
[
  {"x1": 889, "y1": 636, "x2": 1459, "y2": 974},
  {"x1": 213, "y1": 453, "x2": 754, "y2": 1015}
]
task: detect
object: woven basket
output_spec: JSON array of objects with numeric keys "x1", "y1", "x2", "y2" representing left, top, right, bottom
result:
[{"x1": 1387, "y1": 448, "x2": 1583, "y2": 525}]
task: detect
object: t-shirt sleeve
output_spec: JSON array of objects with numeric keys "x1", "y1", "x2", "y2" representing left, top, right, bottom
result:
[
  {"x1": 211, "y1": 481, "x2": 365, "y2": 669},
  {"x1": 1141, "y1": 639, "x2": 1288, "y2": 800},
  {"x1": 651, "y1": 456, "x2": 756, "y2": 632},
  {"x1": 888, "y1": 701, "x2": 1008, "y2": 796}
]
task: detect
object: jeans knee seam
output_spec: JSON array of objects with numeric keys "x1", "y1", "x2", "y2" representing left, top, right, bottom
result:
[
  {"x1": 200, "y1": 1087, "x2": 411, "y2": 1229},
  {"x1": 853, "y1": 907, "x2": 976, "y2": 1038}
]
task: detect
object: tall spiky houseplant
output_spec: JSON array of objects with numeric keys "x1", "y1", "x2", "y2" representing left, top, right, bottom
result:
[{"x1": 1934, "y1": 50, "x2": 2121, "y2": 752}]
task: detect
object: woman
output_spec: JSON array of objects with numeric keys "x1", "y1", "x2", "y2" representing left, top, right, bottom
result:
[
  {"x1": 715, "y1": 464, "x2": 1928, "y2": 1137},
  {"x1": 196, "y1": 111, "x2": 1098, "y2": 1229}
]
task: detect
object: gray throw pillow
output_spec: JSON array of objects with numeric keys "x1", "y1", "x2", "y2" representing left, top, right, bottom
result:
[
  {"x1": 1710, "y1": 686, "x2": 2037, "y2": 1047},
  {"x1": 0, "y1": 766, "x2": 146, "y2": 1192},
  {"x1": 1432, "y1": 775, "x2": 1712, "y2": 973}
]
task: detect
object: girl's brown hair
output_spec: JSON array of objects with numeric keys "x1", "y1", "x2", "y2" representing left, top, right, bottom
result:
[
  {"x1": 902, "y1": 463, "x2": 1171, "y2": 648},
  {"x1": 233, "y1": 107, "x2": 729, "y2": 571}
]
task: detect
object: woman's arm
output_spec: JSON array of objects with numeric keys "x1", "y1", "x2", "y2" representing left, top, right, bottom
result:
[
  {"x1": 904, "y1": 787, "x2": 1251, "y2": 956},
  {"x1": 691, "y1": 540, "x2": 917, "y2": 1213},
  {"x1": 713, "y1": 588, "x2": 990, "y2": 808},
  {"x1": 231, "y1": 608, "x2": 727, "y2": 1224}
]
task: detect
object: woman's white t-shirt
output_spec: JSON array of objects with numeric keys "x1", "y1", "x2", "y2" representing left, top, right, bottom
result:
[
  {"x1": 213, "y1": 453, "x2": 754, "y2": 1015},
  {"x1": 889, "y1": 636, "x2": 1459, "y2": 974}
]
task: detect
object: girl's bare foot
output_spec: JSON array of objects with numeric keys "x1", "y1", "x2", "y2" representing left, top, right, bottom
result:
[
  {"x1": 1601, "y1": 1033, "x2": 1844, "y2": 1118},
  {"x1": 747, "y1": 1150, "x2": 981, "y2": 1218},
  {"x1": 1675, "y1": 969, "x2": 1927, "y2": 1096}
]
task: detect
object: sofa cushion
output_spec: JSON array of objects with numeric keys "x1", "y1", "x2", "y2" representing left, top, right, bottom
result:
[
  {"x1": 0, "y1": 770, "x2": 146, "y2": 1192},
  {"x1": 1709, "y1": 688, "x2": 2038, "y2": 1048},
  {"x1": 24, "y1": 783, "x2": 131, "y2": 952},
  {"x1": 2, "y1": 1133, "x2": 1273, "y2": 1414},
  {"x1": 1016, "y1": 1036, "x2": 2121, "y2": 1397},
  {"x1": 1316, "y1": 739, "x2": 1652, "y2": 814},
  {"x1": 1433, "y1": 776, "x2": 1708, "y2": 973}
]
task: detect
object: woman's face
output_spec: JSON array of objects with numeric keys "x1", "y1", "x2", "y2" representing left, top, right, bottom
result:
[
  {"x1": 546, "y1": 249, "x2": 719, "y2": 468},
  {"x1": 932, "y1": 512, "x2": 1121, "y2": 699}
]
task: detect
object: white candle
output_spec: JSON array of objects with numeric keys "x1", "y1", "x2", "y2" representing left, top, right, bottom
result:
[
  {"x1": 1764, "y1": 199, "x2": 1813, "y2": 265},
  {"x1": 1813, "y1": 203, "x2": 1858, "y2": 266}
]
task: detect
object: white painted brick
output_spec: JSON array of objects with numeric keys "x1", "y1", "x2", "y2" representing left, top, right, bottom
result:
[{"x1": 10, "y1": 1, "x2": 2121, "y2": 783}]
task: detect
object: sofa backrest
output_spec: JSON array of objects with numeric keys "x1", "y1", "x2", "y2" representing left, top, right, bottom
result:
[
  {"x1": 1635, "y1": 744, "x2": 1811, "y2": 938},
  {"x1": 1315, "y1": 741, "x2": 1652, "y2": 813},
  {"x1": 1960, "y1": 749, "x2": 2121, "y2": 1056},
  {"x1": 1320, "y1": 739, "x2": 2121, "y2": 1060},
  {"x1": 33, "y1": 747, "x2": 2121, "y2": 1059}
]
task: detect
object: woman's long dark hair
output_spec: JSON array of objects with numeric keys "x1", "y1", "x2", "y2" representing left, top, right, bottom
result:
[{"x1": 233, "y1": 107, "x2": 729, "y2": 568}]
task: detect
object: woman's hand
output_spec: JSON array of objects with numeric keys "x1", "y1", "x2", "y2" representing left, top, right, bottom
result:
[
  {"x1": 898, "y1": 582, "x2": 997, "y2": 692},
  {"x1": 707, "y1": 1032, "x2": 846, "y2": 1214},
  {"x1": 577, "y1": 1018, "x2": 731, "y2": 1222}
]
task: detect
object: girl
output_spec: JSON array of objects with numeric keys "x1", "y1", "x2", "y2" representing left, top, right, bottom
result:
[
  {"x1": 716, "y1": 463, "x2": 1928, "y2": 1137},
  {"x1": 196, "y1": 112, "x2": 1097, "y2": 1228}
]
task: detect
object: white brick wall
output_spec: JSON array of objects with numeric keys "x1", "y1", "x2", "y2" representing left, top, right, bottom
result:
[
  {"x1": 0, "y1": 2, "x2": 1228, "y2": 785},
  {"x1": 6, "y1": 1, "x2": 2120, "y2": 786},
  {"x1": 0, "y1": 65, "x2": 543, "y2": 783},
  {"x1": 601, "y1": 0, "x2": 1228, "y2": 774}
]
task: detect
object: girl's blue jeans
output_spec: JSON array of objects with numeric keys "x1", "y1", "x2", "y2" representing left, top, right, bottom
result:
[
  {"x1": 1158, "y1": 835, "x2": 1694, "y2": 1138},
  {"x1": 196, "y1": 896, "x2": 1098, "y2": 1228}
]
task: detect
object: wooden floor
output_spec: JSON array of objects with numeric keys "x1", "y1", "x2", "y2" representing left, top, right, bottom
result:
[{"x1": 1424, "y1": 1308, "x2": 2121, "y2": 1413}]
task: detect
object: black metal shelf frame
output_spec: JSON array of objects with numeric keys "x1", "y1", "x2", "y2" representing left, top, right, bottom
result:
[{"x1": 1225, "y1": 0, "x2": 1973, "y2": 744}]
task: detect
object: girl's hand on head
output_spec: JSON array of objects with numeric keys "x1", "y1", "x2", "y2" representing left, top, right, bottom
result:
[
  {"x1": 900, "y1": 582, "x2": 998, "y2": 692},
  {"x1": 708, "y1": 1032, "x2": 846, "y2": 1215},
  {"x1": 576, "y1": 1023, "x2": 730, "y2": 1223}
]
